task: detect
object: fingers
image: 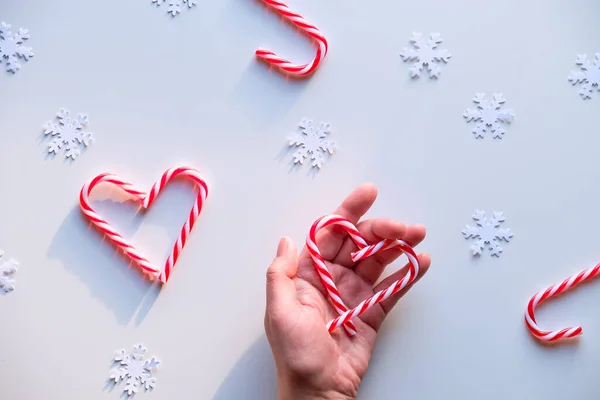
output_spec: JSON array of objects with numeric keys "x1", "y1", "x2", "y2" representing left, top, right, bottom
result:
[
  {"x1": 374, "y1": 252, "x2": 431, "y2": 316},
  {"x1": 353, "y1": 224, "x2": 426, "y2": 285},
  {"x1": 266, "y1": 237, "x2": 300, "y2": 317},
  {"x1": 334, "y1": 218, "x2": 407, "y2": 267},
  {"x1": 313, "y1": 183, "x2": 378, "y2": 261}
]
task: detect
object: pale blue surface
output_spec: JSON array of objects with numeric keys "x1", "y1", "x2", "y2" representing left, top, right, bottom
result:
[{"x1": 1, "y1": 0, "x2": 600, "y2": 399}]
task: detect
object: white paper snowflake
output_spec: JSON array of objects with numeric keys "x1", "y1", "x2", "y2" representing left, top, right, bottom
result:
[
  {"x1": 0, "y1": 250, "x2": 18, "y2": 293},
  {"x1": 0, "y1": 22, "x2": 34, "y2": 73},
  {"x1": 152, "y1": 0, "x2": 198, "y2": 17},
  {"x1": 463, "y1": 93, "x2": 515, "y2": 139},
  {"x1": 43, "y1": 108, "x2": 94, "y2": 160},
  {"x1": 110, "y1": 344, "x2": 160, "y2": 397},
  {"x1": 568, "y1": 53, "x2": 600, "y2": 100},
  {"x1": 399, "y1": 32, "x2": 451, "y2": 79},
  {"x1": 462, "y1": 210, "x2": 513, "y2": 257},
  {"x1": 288, "y1": 118, "x2": 337, "y2": 169}
]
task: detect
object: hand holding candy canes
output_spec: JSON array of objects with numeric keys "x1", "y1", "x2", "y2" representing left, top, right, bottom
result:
[{"x1": 264, "y1": 184, "x2": 431, "y2": 400}]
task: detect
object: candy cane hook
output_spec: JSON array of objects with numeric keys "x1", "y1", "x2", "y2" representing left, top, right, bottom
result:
[
  {"x1": 255, "y1": 0, "x2": 328, "y2": 77},
  {"x1": 525, "y1": 263, "x2": 600, "y2": 342}
]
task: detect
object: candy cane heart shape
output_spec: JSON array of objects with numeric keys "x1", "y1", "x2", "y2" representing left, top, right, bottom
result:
[
  {"x1": 79, "y1": 166, "x2": 208, "y2": 283},
  {"x1": 525, "y1": 264, "x2": 600, "y2": 343},
  {"x1": 255, "y1": 0, "x2": 328, "y2": 77},
  {"x1": 307, "y1": 215, "x2": 420, "y2": 335}
]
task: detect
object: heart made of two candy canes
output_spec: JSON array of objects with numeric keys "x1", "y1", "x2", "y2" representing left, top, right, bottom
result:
[
  {"x1": 79, "y1": 166, "x2": 208, "y2": 283},
  {"x1": 307, "y1": 215, "x2": 420, "y2": 334}
]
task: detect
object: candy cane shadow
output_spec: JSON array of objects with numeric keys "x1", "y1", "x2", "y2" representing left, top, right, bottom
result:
[
  {"x1": 223, "y1": 0, "x2": 312, "y2": 129},
  {"x1": 212, "y1": 336, "x2": 277, "y2": 400},
  {"x1": 47, "y1": 180, "x2": 198, "y2": 326}
]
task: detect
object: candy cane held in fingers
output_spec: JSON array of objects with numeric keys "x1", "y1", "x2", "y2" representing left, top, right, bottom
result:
[
  {"x1": 327, "y1": 238, "x2": 419, "y2": 333},
  {"x1": 80, "y1": 166, "x2": 208, "y2": 283},
  {"x1": 255, "y1": 0, "x2": 328, "y2": 77},
  {"x1": 525, "y1": 263, "x2": 600, "y2": 342},
  {"x1": 307, "y1": 215, "x2": 420, "y2": 335}
]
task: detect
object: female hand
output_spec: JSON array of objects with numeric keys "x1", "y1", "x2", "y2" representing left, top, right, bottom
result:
[{"x1": 265, "y1": 183, "x2": 431, "y2": 400}]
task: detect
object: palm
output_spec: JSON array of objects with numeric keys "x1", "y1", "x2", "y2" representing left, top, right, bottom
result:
[{"x1": 265, "y1": 184, "x2": 430, "y2": 398}]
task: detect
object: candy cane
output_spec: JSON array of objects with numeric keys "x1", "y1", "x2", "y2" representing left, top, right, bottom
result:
[
  {"x1": 80, "y1": 166, "x2": 208, "y2": 283},
  {"x1": 525, "y1": 263, "x2": 600, "y2": 342},
  {"x1": 255, "y1": 0, "x2": 328, "y2": 77},
  {"x1": 307, "y1": 215, "x2": 420, "y2": 334}
]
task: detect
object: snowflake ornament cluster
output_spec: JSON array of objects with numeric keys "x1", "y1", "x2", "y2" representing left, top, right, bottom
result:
[
  {"x1": 399, "y1": 32, "x2": 451, "y2": 79},
  {"x1": 0, "y1": 250, "x2": 18, "y2": 293},
  {"x1": 0, "y1": 22, "x2": 34, "y2": 73},
  {"x1": 463, "y1": 93, "x2": 515, "y2": 139},
  {"x1": 462, "y1": 210, "x2": 513, "y2": 257},
  {"x1": 110, "y1": 345, "x2": 160, "y2": 397},
  {"x1": 288, "y1": 119, "x2": 337, "y2": 169},
  {"x1": 152, "y1": 0, "x2": 198, "y2": 17},
  {"x1": 43, "y1": 109, "x2": 94, "y2": 160},
  {"x1": 568, "y1": 53, "x2": 600, "y2": 100}
]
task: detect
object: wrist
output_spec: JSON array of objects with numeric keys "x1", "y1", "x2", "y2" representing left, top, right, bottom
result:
[{"x1": 278, "y1": 378, "x2": 355, "y2": 400}]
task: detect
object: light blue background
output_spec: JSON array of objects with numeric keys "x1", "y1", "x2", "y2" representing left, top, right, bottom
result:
[{"x1": 1, "y1": 0, "x2": 600, "y2": 399}]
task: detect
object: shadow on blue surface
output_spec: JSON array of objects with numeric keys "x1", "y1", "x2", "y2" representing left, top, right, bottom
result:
[
  {"x1": 47, "y1": 180, "x2": 198, "y2": 326},
  {"x1": 212, "y1": 336, "x2": 277, "y2": 400}
]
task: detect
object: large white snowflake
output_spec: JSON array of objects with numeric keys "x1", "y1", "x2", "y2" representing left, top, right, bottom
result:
[
  {"x1": 152, "y1": 0, "x2": 198, "y2": 17},
  {"x1": 399, "y1": 32, "x2": 451, "y2": 79},
  {"x1": 43, "y1": 108, "x2": 94, "y2": 160},
  {"x1": 110, "y1": 344, "x2": 160, "y2": 397},
  {"x1": 568, "y1": 53, "x2": 600, "y2": 100},
  {"x1": 463, "y1": 93, "x2": 515, "y2": 139},
  {"x1": 462, "y1": 210, "x2": 513, "y2": 257},
  {"x1": 288, "y1": 118, "x2": 337, "y2": 169},
  {"x1": 0, "y1": 250, "x2": 18, "y2": 293},
  {"x1": 0, "y1": 22, "x2": 34, "y2": 73}
]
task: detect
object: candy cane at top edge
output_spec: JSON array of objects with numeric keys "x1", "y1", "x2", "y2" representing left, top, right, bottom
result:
[
  {"x1": 525, "y1": 263, "x2": 600, "y2": 342},
  {"x1": 326, "y1": 238, "x2": 420, "y2": 333},
  {"x1": 255, "y1": 0, "x2": 328, "y2": 77},
  {"x1": 80, "y1": 166, "x2": 208, "y2": 283},
  {"x1": 307, "y1": 215, "x2": 420, "y2": 335}
]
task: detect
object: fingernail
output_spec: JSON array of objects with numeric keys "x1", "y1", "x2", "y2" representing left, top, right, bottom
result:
[{"x1": 277, "y1": 237, "x2": 288, "y2": 257}]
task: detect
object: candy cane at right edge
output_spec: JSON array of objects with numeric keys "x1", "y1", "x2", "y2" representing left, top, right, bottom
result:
[
  {"x1": 525, "y1": 263, "x2": 600, "y2": 342},
  {"x1": 255, "y1": 0, "x2": 328, "y2": 77},
  {"x1": 307, "y1": 215, "x2": 420, "y2": 335}
]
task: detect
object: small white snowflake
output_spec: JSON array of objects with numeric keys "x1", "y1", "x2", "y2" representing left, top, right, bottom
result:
[
  {"x1": 152, "y1": 0, "x2": 198, "y2": 17},
  {"x1": 568, "y1": 53, "x2": 600, "y2": 100},
  {"x1": 0, "y1": 22, "x2": 34, "y2": 73},
  {"x1": 110, "y1": 344, "x2": 160, "y2": 397},
  {"x1": 43, "y1": 108, "x2": 94, "y2": 160},
  {"x1": 463, "y1": 93, "x2": 515, "y2": 139},
  {"x1": 462, "y1": 210, "x2": 513, "y2": 257},
  {"x1": 399, "y1": 32, "x2": 451, "y2": 79},
  {"x1": 288, "y1": 118, "x2": 337, "y2": 169},
  {"x1": 0, "y1": 250, "x2": 18, "y2": 293}
]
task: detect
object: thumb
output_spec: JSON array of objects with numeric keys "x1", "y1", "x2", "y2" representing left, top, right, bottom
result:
[{"x1": 266, "y1": 237, "x2": 299, "y2": 315}]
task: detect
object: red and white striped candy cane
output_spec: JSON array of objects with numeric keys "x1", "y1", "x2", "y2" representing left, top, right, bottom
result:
[
  {"x1": 80, "y1": 166, "x2": 208, "y2": 283},
  {"x1": 255, "y1": 0, "x2": 328, "y2": 77},
  {"x1": 525, "y1": 263, "x2": 600, "y2": 342},
  {"x1": 307, "y1": 215, "x2": 420, "y2": 335}
]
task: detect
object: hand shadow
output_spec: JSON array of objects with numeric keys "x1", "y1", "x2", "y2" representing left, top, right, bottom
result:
[
  {"x1": 47, "y1": 180, "x2": 199, "y2": 326},
  {"x1": 212, "y1": 336, "x2": 277, "y2": 400}
]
